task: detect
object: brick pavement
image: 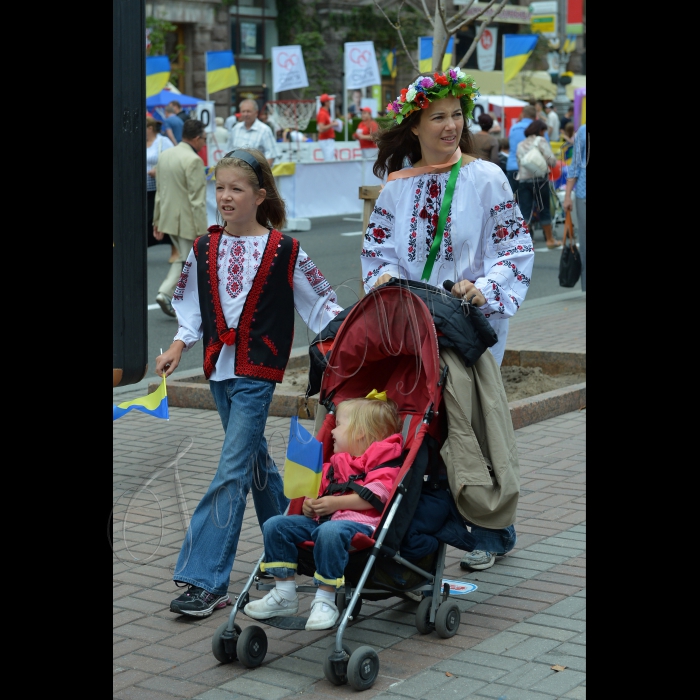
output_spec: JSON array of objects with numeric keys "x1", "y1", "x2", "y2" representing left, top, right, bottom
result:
[{"x1": 113, "y1": 292, "x2": 585, "y2": 699}]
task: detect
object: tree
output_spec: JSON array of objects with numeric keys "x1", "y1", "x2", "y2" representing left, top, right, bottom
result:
[{"x1": 373, "y1": 0, "x2": 508, "y2": 74}]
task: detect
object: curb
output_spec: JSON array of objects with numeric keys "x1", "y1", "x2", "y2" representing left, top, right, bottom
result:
[{"x1": 150, "y1": 351, "x2": 586, "y2": 427}]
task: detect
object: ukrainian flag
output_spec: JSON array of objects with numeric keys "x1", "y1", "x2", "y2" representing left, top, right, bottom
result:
[
  {"x1": 206, "y1": 51, "x2": 239, "y2": 94},
  {"x1": 386, "y1": 48, "x2": 397, "y2": 79},
  {"x1": 283, "y1": 416, "x2": 323, "y2": 499},
  {"x1": 146, "y1": 56, "x2": 171, "y2": 98},
  {"x1": 419, "y1": 36, "x2": 454, "y2": 74},
  {"x1": 113, "y1": 375, "x2": 169, "y2": 421},
  {"x1": 503, "y1": 34, "x2": 538, "y2": 83},
  {"x1": 562, "y1": 35, "x2": 577, "y2": 54}
]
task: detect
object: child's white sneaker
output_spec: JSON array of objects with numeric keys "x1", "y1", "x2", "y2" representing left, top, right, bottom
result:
[
  {"x1": 305, "y1": 599, "x2": 339, "y2": 630},
  {"x1": 244, "y1": 588, "x2": 299, "y2": 619}
]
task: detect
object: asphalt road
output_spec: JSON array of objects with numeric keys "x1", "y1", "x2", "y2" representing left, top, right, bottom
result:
[{"x1": 143, "y1": 213, "x2": 580, "y2": 381}]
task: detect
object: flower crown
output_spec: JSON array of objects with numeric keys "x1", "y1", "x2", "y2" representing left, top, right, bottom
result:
[{"x1": 386, "y1": 69, "x2": 479, "y2": 125}]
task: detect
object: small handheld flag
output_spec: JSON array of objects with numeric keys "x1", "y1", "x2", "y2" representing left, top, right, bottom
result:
[
  {"x1": 283, "y1": 416, "x2": 323, "y2": 499},
  {"x1": 503, "y1": 35, "x2": 538, "y2": 83},
  {"x1": 146, "y1": 56, "x2": 171, "y2": 98},
  {"x1": 113, "y1": 374, "x2": 169, "y2": 421},
  {"x1": 206, "y1": 51, "x2": 239, "y2": 94},
  {"x1": 419, "y1": 36, "x2": 454, "y2": 74}
]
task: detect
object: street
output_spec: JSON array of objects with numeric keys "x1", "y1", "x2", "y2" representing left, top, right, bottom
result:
[{"x1": 144, "y1": 213, "x2": 579, "y2": 380}]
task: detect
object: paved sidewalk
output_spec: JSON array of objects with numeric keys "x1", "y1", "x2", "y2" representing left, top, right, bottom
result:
[{"x1": 113, "y1": 292, "x2": 586, "y2": 700}]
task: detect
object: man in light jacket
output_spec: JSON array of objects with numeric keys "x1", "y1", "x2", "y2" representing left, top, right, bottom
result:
[{"x1": 153, "y1": 119, "x2": 208, "y2": 317}]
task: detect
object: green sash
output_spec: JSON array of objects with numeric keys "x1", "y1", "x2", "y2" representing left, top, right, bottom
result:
[{"x1": 420, "y1": 158, "x2": 462, "y2": 282}]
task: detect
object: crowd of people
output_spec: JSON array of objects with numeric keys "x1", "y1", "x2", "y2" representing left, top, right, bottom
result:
[{"x1": 143, "y1": 75, "x2": 586, "y2": 626}]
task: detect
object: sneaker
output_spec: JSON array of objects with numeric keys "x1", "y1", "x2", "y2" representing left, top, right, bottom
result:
[
  {"x1": 305, "y1": 598, "x2": 339, "y2": 630},
  {"x1": 156, "y1": 292, "x2": 177, "y2": 318},
  {"x1": 402, "y1": 590, "x2": 423, "y2": 603},
  {"x1": 460, "y1": 550, "x2": 496, "y2": 571},
  {"x1": 244, "y1": 587, "x2": 299, "y2": 620},
  {"x1": 170, "y1": 585, "x2": 230, "y2": 617}
]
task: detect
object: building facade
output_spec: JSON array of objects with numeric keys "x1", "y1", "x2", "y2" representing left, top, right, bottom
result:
[{"x1": 145, "y1": 1, "x2": 584, "y2": 118}]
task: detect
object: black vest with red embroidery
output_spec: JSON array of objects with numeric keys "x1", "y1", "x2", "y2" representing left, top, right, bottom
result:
[{"x1": 193, "y1": 226, "x2": 299, "y2": 381}]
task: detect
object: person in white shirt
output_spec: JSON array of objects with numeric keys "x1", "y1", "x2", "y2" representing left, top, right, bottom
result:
[
  {"x1": 225, "y1": 99, "x2": 277, "y2": 166},
  {"x1": 544, "y1": 102, "x2": 560, "y2": 142}
]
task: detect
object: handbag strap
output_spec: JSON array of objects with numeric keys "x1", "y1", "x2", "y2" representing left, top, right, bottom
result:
[
  {"x1": 563, "y1": 210, "x2": 576, "y2": 250},
  {"x1": 421, "y1": 158, "x2": 461, "y2": 282}
]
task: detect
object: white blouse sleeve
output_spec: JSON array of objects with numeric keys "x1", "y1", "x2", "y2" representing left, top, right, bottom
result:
[
  {"x1": 474, "y1": 172, "x2": 535, "y2": 321},
  {"x1": 172, "y1": 248, "x2": 203, "y2": 350},
  {"x1": 293, "y1": 246, "x2": 344, "y2": 334},
  {"x1": 360, "y1": 183, "x2": 404, "y2": 291}
]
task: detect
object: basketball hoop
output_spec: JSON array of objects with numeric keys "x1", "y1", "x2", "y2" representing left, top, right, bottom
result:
[{"x1": 265, "y1": 99, "x2": 316, "y2": 132}]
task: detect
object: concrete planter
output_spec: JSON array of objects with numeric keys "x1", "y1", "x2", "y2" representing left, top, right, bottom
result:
[{"x1": 150, "y1": 350, "x2": 585, "y2": 429}]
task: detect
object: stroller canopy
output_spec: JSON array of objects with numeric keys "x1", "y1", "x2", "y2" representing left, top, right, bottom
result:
[{"x1": 320, "y1": 285, "x2": 441, "y2": 415}]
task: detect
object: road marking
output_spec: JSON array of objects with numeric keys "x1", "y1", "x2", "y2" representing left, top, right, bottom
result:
[
  {"x1": 147, "y1": 304, "x2": 160, "y2": 310},
  {"x1": 342, "y1": 217, "x2": 362, "y2": 222},
  {"x1": 341, "y1": 231, "x2": 363, "y2": 237}
]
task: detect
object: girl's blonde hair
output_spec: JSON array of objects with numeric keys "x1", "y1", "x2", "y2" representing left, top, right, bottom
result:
[
  {"x1": 213, "y1": 148, "x2": 287, "y2": 230},
  {"x1": 338, "y1": 397, "x2": 401, "y2": 455}
]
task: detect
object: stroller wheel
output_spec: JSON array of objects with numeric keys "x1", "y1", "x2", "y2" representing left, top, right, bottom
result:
[
  {"x1": 236, "y1": 625, "x2": 268, "y2": 668},
  {"x1": 336, "y1": 590, "x2": 362, "y2": 619},
  {"x1": 348, "y1": 645, "x2": 379, "y2": 690},
  {"x1": 323, "y1": 643, "x2": 352, "y2": 685},
  {"x1": 212, "y1": 621, "x2": 241, "y2": 663},
  {"x1": 415, "y1": 596, "x2": 435, "y2": 634},
  {"x1": 435, "y1": 601, "x2": 461, "y2": 638}
]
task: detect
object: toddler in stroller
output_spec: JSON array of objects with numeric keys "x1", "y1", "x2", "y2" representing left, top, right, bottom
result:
[
  {"x1": 210, "y1": 280, "x2": 517, "y2": 691},
  {"x1": 244, "y1": 393, "x2": 404, "y2": 631}
]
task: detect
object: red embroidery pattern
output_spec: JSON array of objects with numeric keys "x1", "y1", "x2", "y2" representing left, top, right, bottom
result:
[
  {"x1": 287, "y1": 237, "x2": 299, "y2": 287},
  {"x1": 299, "y1": 256, "x2": 332, "y2": 296},
  {"x1": 226, "y1": 240, "x2": 245, "y2": 298},
  {"x1": 173, "y1": 261, "x2": 192, "y2": 301},
  {"x1": 262, "y1": 335, "x2": 278, "y2": 355}
]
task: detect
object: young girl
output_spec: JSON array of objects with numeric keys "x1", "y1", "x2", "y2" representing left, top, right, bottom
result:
[
  {"x1": 244, "y1": 393, "x2": 403, "y2": 630},
  {"x1": 155, "y1": 148, "x2": 344, "y2": 618}
]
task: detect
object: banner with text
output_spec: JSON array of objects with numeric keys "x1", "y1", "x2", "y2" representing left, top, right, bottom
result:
[
  {"x1": 476, "y1": 27, "x2": 498, "y2": 72},
  {"x1": 344, "y1": 41, "x2": 381, "y2": 90},
  {"x1": 271, "y1": 45, "x2": 309, "y2": 94}
]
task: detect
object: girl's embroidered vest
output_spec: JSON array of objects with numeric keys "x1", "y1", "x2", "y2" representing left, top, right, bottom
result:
[{"x1": 193, "y1": 226, "x2": 299, "y2": 381}]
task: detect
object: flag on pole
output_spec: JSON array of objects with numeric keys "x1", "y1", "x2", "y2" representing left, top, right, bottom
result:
[
  {"x1": 386, "y1": 48, "x2": 398, "y2": 79},
  {"x1": 146, "y1": 56, "x2": 171, "y2": 98},
  {"x1": 113, "y1": 375, "x2": 169, "y2": 421},
  {"x1": 206, "y1": 50, "x2": 239, "y2": 94},
  {"x1": 283, "y1": 416, "x2": 323, "y2": 499},
  {"x1": 562, "y1": 35, "x2": 577, "y2": 54},
  {"x1": 503, "y1": 34, "x2": 538, "y2": 83},
  {"x1": 419, "y1": 36, "x2": 454, "y2": 74}
]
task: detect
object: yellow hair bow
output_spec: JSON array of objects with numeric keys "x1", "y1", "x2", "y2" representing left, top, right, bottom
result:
[{"x1": 365, "y1": 389, "x2": 387, "y2": 401}]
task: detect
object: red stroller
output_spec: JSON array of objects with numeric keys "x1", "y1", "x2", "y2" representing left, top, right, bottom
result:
[{"x1": 211, "y1": 282, "x2": 476, "y2": 690}]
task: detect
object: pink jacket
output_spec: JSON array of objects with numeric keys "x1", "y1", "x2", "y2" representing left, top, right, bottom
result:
[{"x1": 317, "y1": 433, "x2": 404, "y2": 522}]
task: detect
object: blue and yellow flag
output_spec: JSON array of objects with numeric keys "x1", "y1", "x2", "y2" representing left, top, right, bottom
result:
[
  {"x1": 419, "y1": 36, "x2": 454, "y2": 74},
  {"x1": 206, "y1": 51, "x2": 239, "y2": 94},
  {"x1": 146, "y1": 56, "x2": 171, "y2": 98},
  {"x1": 503, "y1": 34, "x2": 538, "y2": 83},
  {"x1": 283, "y1": 416, "x2": 323, "y2": 499},
  {"x1": 113, "y1": 375, "x2": 169, "y2": 421},
  {"x1": 386, "y1": 48, "x2": 397, "y2": 79},
  {"x1": 562, "y1": 35, "x2": 577, "y2": 54}
]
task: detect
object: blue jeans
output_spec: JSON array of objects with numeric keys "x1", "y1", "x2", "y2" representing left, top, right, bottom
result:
[
  {"x1": 261, "y1": 515, "x2": 374, "y2": 589},
  {"x1": 172, "y1": 377, "x2": 288, "y2": 595},
  {"x1": 468, "y1": 523, "x2": 517, "y2": 555}
]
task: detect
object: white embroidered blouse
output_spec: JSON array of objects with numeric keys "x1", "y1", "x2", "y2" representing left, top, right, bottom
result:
[
  {"x1": 172, "y1": 231, "x2": 343, "y2": 381},
  {"x1": 360, "y1": 159, "x2": 534, "y2": 365}
]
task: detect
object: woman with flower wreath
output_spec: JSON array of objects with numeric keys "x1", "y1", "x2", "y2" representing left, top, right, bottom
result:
[{"x1": 361, "y1": 69, "x2": 534, "y2": 573}]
